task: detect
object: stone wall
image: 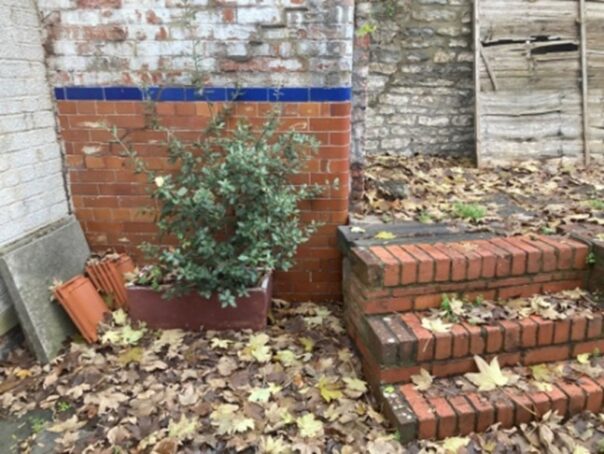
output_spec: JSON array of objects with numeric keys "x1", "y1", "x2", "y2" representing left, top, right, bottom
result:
[
  {"x1": 0, "y1": 0, "x2": 70, "y2": 335},
  {"x1": 353, "y1": 0, "x2": 474, "y2": 165}
]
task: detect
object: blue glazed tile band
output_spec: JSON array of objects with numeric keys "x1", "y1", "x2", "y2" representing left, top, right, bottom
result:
[{"x1": 54, "y1": 86, "x2": 352, "y2": 102}]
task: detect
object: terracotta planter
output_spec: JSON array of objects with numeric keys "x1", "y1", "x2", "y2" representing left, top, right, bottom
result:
[
  {"x1": 53, "y1": 275, "x2": 109, "y2": 343},
  {"x1": 126, "y1": 274, "x2": 272, "y2": 331}
]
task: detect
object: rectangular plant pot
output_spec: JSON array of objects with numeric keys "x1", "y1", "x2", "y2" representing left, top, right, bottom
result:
[{"x1": 126, "y1": 274, "x2": 272, "y2": 331}]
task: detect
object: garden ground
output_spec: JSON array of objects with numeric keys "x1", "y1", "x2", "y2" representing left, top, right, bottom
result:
[
  {"x1": 1, "y1": 155, "x2": 603, "y2": 452},
  {"x1": 1, "y1": 300, "x2": 603, "y2": 453},
  {"x1": 360, "y1": 155, "x2": 604, "y2": 237}
]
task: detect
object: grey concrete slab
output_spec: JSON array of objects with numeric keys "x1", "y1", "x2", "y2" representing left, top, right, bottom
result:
[
  {"x1": 0, "y1": 217, "x2": 90, "y2": 362},
  {"x1": 337, "y1": 222, "x2": 493, "y2": 254}
]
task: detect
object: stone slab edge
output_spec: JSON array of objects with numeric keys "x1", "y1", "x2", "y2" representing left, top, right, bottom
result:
[
  {"x1": 337, "y1": 222, "x2": 494, "y2": 254},
  {"x1": 0, "y1": 217, "x2": 90, "y2": 362}
]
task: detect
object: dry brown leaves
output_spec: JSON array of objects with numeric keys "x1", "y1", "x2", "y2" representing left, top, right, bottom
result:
[
  {"x1": 414, "y1": 410, "x2": 603, "y2": 454},
  {"x1": 362, "y1": 155, "x2": 604, "y2": 235},
  {"x1": 426, "y1": 289, "x2": 598, "y2": 328},
  {"x1": 0, "y1": 301, "x2": 401, "y2": 453}
]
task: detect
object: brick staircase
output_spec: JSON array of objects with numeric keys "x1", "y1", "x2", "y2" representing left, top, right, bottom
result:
[{"x1": 340, "y1": 224, "x2": 604, "y2": 443}]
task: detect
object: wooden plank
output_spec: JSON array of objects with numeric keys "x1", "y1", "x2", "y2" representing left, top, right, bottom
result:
[
  {"x1": 480, "y1": 47, "x2": 498, "y2": 91},
  {"x1": 474, "y1": 0, "x2": 482, "y2": 167},
  {"x1": 477, "y1": 0, "x2": 587, "y2": 164},
  {"x1": 579, "y1": 0, "x2": 590, "y2": 166}
]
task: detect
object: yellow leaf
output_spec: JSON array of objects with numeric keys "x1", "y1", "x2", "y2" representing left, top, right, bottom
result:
[
  {"x1": 299, "y1": 337, "x2": 315, "y2": 353},
  {"x1": 210, "y1": 404, "x2": 255, "y2": 435},
  {"x1": 117, "y1": 347, "x2": 143, "y2": 365},
  {"x1": 465, "y1": 356, "x2": 518, "y2": 391},
  {"x1": 210, "y1": 338, "x2": 232, "y2": 349},
  {"x1": 374, "y1": 231, "x2": 396, "y2": 240},
  {"x1": 167, "y1": 415, "x2": 198, "y2": 441},
  {"x1": 14, "y1": 368, "x2": 33, "y2": 379},
  {"x1": 276, "y1": 349, "x2": 298, "y2": 367},
  {"x1": 411, "y1": 368, "x2": 433, "y2": 391},
  {"x1": 252, "y1": 345, "x2": 272, "y2": 363},
  {"x1": 343, "y1": 377, "x2": 367, "y2": 394},
  {"x1": 296, "y1": 413, "x2": 324, "y2": 438},
  {"x1": 531, "y1": 364, "x2": 553, "y2": 382},
  {"x1": 249, "y1": 387, "x2": 272, "y2": 403},
  {"x1": 421, "y1": 317, "x2": 452, "y2": 334},
  {"x1": 443, "y1": 436, "x2": 470, "y2": 453},
  {"x1": 534, "y1": 381, "x2": 553, "y2": 392},
  {"x1": 243, "y1": 333, "x2": 272, "y2": 363},
  {"x1": 317, "y1": 376, "x2": 343, "y2": 402},
  {"x1": 259, "y1": 436, "x2": 291, "y2": 453},
  {"x1": 112, "y1": 309, "x2": 127, "y2": 325},
  {"x1": 577, "y1": 353, "x2": 590, "y2": 364}
]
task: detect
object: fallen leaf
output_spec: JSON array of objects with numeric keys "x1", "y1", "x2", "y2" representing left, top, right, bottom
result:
[
  {"x1": 210, "y1": 338, "x2": 232, "y2": 349},
  {"x1": 168, "y1": 415, "x2": 198, "y2": 442},
  {"x1": 299, "y1": 337, "x2": 315, "y2": 353},
  {"x1": 48, "y1": 415, "x2": 86, "y2": 433},
  {"x1": 442, "y1": 436, "x2": 470, "y2": 453},
  {"x1": 421, "y1": 317, "x2": 452, "y2": 334},
  {"x1": 249, "y1": 387, "x2": 272, "y2": 403},
  {"x1": 276, "y1": 349, "x2": 299, "y2": 367},
  {"x1": 210, "y1": 404, "x2": 255, "y2": 435},
  {"x1": 117, "y1": 347, "x2": 143, "y2": 365},
  {"x1": 317, "y1": 376, "x2": 343, "y2": 402},
  {"x1": 343, "y1": 377, "x2": 367, "y2": 397},
  {"x1": 217, "y1": 356, "x2": 238, "y2": 376},
  {"x1": 577, "y1": 353, "x2": 590, "y2": 364},
  {"x1": 112, "y1": 309, "x2": 127, "y2": 325},
  {"x1": 465, "y1": 356, "x2": 518, "y2": 391},
  {"x1": 107, "y1": 425, "x2": 131, "y2": 444},
  {"x1": 374, "y1": 231, "x2": 396, "y2": 240},
  {"x1": 296, "y1": 413, "x2": 324, "y2": 438},
  {"x1": 411, "y1": 368, "x2": 433, "y2": 391},
  {"x1": 259, "y1": 436, "x2": 291, "y2": 453},
  {"x1": 14, "y1": 368, "x2": 33, "y2": 379}
]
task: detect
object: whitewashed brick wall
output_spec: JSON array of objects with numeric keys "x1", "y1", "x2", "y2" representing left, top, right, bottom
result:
[
  {"x1": 37, "y1": 0, "x2": 354, "y2": 87},
  {"x1": 0, "y1": 0, "x2": 70, "y2": 332}
]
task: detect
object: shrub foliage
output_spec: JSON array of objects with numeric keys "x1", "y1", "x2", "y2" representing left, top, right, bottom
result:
[{"x1": 117, "y1": 106, "x2": 323, "y2": 307}]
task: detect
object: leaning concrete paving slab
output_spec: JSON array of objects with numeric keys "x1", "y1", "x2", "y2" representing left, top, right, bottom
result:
[{"x1": 0, "y1": 217, "x2": 90, "y2": 362}]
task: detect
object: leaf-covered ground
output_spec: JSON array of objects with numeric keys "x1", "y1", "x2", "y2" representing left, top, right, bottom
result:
[
  {"x1": 2, "y1": 300, "x2": 603, "y2": 453},
  {"x1": 0, "y1": 301, "x2": 403, "y2": 453},
  {"x1": 361, "y1": 155, "x2": 604, "y2": 236}
]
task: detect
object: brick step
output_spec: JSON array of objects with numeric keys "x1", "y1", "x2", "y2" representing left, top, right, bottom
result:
[
  {"x1": 347, "y1": 307, "x2": 604, "y2": 385},
  {"x1": 346, "y1": 235, "x2": 590, "y2": 314},
  {"x1": 380, "y1": 363, "x2": 604, "y2": 443}
]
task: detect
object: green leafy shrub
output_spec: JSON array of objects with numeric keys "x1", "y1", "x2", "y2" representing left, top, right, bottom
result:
[
  {"x1": 115, "y1": 108, "x2": 324, "y2": 307},
  {"x1": 453, "y1": 202, "x2": 487, "y2": 221},
  {"x1": 588, "y1": 199, "x2": 604, "y2": 211}
]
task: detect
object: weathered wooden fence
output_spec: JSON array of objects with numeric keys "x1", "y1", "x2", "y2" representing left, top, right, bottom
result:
[{"x1": 474, "y1": 0, "x2": 604, "y2": 165}]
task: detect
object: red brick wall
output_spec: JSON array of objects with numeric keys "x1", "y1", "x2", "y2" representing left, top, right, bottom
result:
[{"x1": 57, "y1": 100, "x2": 350, "y2": 302}]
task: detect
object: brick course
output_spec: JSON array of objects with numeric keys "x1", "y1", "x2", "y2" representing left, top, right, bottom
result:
[
  {"x1": 347, "y1": 236, "x2": 590, "y2": 314},
  {"x1": 350, "y1": 306, "x2": 604, "y2": 384},
  {"x1": 383, "y1": 373, "x2": 604, "y2": 441}
]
